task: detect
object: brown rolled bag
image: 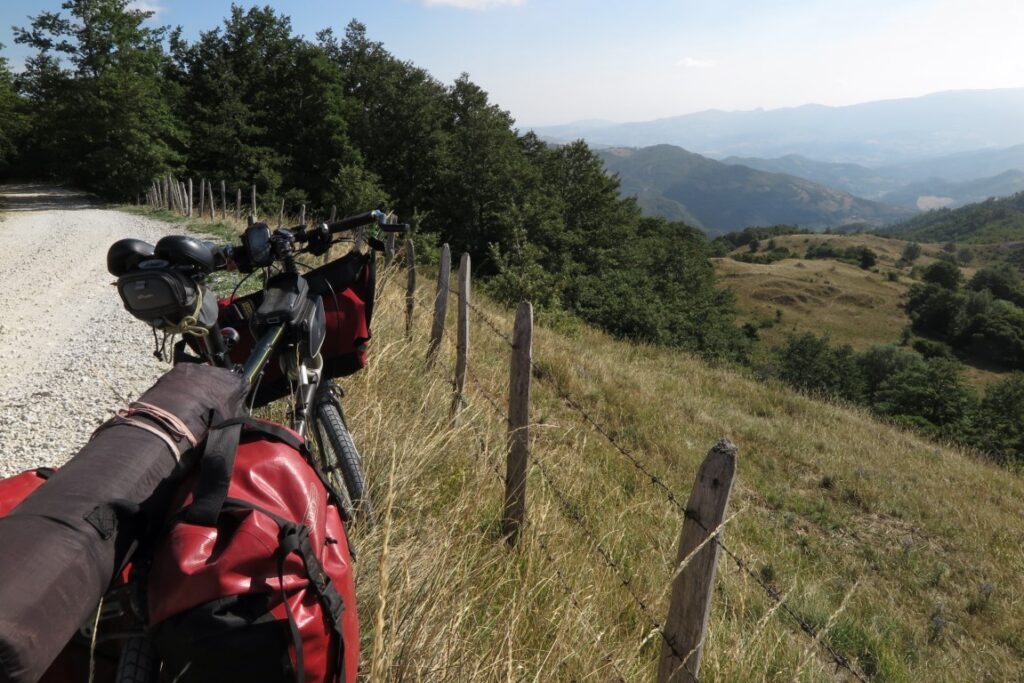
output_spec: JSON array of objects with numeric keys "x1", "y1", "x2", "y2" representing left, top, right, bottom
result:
[{"x1": 0, "y1": 363, "x2": 248, "y2": 683}]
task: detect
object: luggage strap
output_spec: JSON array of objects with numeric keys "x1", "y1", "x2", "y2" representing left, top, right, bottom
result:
[
  {"x1": 91, "y1": 401, "x2": 198, "y2": 461},
  {"x1": 185, "y1": 418, "x2": 310, "y2": 526},
  {"x1": 214, "y1": 498, "x2": 347, "y2": 683},
  {"x1": 186, "y1": 417, "x2": 352, "y2": 526}
]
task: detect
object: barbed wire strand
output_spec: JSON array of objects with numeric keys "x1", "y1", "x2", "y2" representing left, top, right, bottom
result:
[
  {"x1": 446, "y1": 291, "x2": 871, "y2": 683},
  {"x1": 433, "y1": 343, "x2": 700, "y2": 683},
  {"x1": 431, "y1": 349, "x2": 631, "y2": 683}
]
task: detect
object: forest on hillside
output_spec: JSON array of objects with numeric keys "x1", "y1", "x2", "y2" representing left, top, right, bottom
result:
[{"x1": 0, "y1": 0, "x2": 743, "y2": 362}]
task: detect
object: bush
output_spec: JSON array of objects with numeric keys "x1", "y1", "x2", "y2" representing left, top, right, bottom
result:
[
  {"x1": 975, "y1": 374, "x2": 1024, "y2": 462},
  {"x1": 773, "y1": 333, "x2": 864, "y2": 400},
  {"x1": 901, "y1": 242, "x2": 922, "y2": 263},
  {"x1": 969, "y1": 266, "x2": 1024, "y2": 306},
  {"x1": 922, "y1": 261, "x2": 963, "y2": 290},
  {"x1": 857, "y1": 345, "x2": 926, "y2": 403},
  {"x1": 873, "y1": 358, "x2": 975, "y2": 437}
]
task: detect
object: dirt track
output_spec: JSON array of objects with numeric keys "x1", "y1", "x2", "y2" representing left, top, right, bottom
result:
[{"x1": 0, "y1": 184, "x2": 176, "y2": 476}]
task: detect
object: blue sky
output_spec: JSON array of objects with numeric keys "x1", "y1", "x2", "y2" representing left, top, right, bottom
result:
[{"x1": 2, "y1": 0, "x2": 1022, "y2": 126}]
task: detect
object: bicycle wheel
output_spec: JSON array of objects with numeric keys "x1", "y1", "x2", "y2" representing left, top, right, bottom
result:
[
  {"x1": 115, "y1": 636, "x2": 159, "y2": 683},
  {"x1": 314, "y1": 387, "x2": 373, "y2": 523}
]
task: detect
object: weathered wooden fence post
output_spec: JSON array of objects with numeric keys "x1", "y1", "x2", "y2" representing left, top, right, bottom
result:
[
  {"x1": 426, "y1": 244, "x2": 451, "y2": 365},
  {"x1": 220, "y1": 180, "x2": 226, "y2": 219},
  {"x1": 502, "y1": 302, "x2": 533, "y2": 547},
  {"x1": 658, "y1": 439, "x2": 737, "y2": 683},
  {"x1": 299, "y1": 204, "x2": 306, "y2": 226},
  {"x1": 187, "y1": 178, "x2": 194, "y2": 217},
  {"x1": 234, "y1": 187, "x2": 241, "y2": 220},
  {"x1": 278, "y1": 199, "x2": 285, "y2": 227},
  {"x1": 405, "y1": 239, "x2": 416, "y2": 339},
  {"x1": 208, "y1": 183, "x2": 216, "y2": 220},
  {"x1": 329, "y1": 205, "x2": 336, "y2": 222},
  {"x1": 251, "y1": 185, "x2": 257, "y2": 221},
  {"x1": 451, "y1": 253, "x2": 470, "y2": 419},
  {"x1": 385, "y1": 233, "x2": 396, "y2": 266},
  {"x1": 198, "y1": 179, "x2": 205, "y2": 218}
]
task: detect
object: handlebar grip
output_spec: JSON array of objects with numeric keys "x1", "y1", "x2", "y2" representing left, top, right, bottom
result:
[
  {"x1": 379, "y1": 223, "x2": 410, "y2": 233},
  {"x1": 325, "y1": 210, "x2": 378, "y2": 234}
]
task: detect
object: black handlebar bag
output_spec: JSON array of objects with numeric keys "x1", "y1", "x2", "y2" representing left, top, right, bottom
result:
[
  {"x1": 0, "y1": 364, "x2": 247, "y2": 683},
  {"x1": 208, "y1": 249, "x2": 375, "y2": 408}
]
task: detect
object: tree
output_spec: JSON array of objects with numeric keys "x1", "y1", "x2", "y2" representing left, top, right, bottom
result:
[
  {"x1": 976, "y1": 374, "x2": 1024, "y2": 462},
  {"x1": 901, "y1": 242, "x2": 922, "y2": 263},
  {"x1": 922, "y1": 260, "x2": 964, "y2": 290},
  {"x1": 859, "y1": 248, "x2": 877, "y2": 269},
  {"x1": 969, "y1": 266, "x2": 1024, "y2": 306},
  {"x1": 0, "y1": 45, "x2": 27, "y2": 176},
  {"x1": 906, "y1": 283, "x2": 967, "y2": 340},
  {"x1": 873, "y1": 358, "x2": 975, "y2": 437},
  {"x1": 15, "y1": 0, "x2": 180, "y2": 197},
  {"x1": 856, "y1": 345, "x2": 926, "y2": 404},
  {"x1": 773, "y1": 333, "x2": 864, "y2": 400}
]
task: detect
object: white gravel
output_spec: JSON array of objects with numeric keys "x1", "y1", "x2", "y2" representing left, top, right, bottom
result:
[{"x1": 0, "y1": 184, "x2": 178, "y2": 477}]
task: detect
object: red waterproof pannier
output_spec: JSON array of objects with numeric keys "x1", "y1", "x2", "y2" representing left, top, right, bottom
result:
[
  {"x1": 146, "y1": 419, "x2": 359, "y2": 683},
  {"x1": 215, "y1": 250, "x2": 375, "y2": 407},
  {"x1": 0, "y1": 468, "x2": 54, "y2": 518}
]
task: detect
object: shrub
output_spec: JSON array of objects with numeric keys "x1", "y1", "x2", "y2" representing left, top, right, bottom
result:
[
  {"x1": 922, "y1": 261, "x2": 963, "y2": 290},
  {"x1": 773, "y1": 333, "x2": 864, "y2": 400}
]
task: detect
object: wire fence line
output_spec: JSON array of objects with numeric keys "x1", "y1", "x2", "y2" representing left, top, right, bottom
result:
[
  {"x1": 429, "y1": 342, "x2": 633, "y2": 683},
  {"x1": 441, "y1": 279, "x2": 872, "y2": 682}
]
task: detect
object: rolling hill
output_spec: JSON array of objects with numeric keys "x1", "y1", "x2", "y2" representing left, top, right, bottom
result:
[
  {"x1": 882, "y1": 191, "x2": 1024, "y2": 244},
  {"x1": 535, "y1": 88, "x2": 1024, "y2": 165},
  {"x1": 879, "y1": 170, "x2": 1024, "y2": 211},
  {"x1": 599, "y1": 145, "x2": 913, "y2": 234}
]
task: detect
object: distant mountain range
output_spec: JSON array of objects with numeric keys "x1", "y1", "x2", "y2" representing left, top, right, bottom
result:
[
  {"x1": 724, "y1": 145, "x2": 1024, "y2": 199},
  {"x1": 535, "y1": 88, "x2": 1024, "y2": 165},
  {"x1": 598, "y1": 145, "x2": 914, "y2": 235}
]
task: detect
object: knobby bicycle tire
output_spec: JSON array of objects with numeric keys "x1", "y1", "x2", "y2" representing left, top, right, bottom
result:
[
  {"x1": 314, "y1": 393, "x2": 373, "y2": 524},
  {"x1": 115, "y1": 635, "x2": 160, "y2": 683}
]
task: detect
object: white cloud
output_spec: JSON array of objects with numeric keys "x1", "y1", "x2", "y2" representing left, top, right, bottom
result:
[
  {"x1": 420, "y1": 0, "x2": 525, "y2": 9},
  {"x1": 677, "y1": 57, "x2": 717, "y2": 69},
  {"x1": 127, "y1": 1, "x2": 166, "y2": 17}
]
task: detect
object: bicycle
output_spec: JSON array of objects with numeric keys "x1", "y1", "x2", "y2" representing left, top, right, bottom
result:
[{"x1": 105, "y1": 209, "x2": 406, "y2": 681}]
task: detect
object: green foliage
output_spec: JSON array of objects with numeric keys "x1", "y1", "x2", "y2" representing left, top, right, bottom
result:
[
  {"x1": 922, "y1": 261, "x2": 963, "y2": 290},
  {"x1": 969, "y1": 266, "x2": 1024, "y2": 307},
  {"x1": 804, "y1": 241, "x2": 877, "y2": 268},
  {"x1": 884, "y1": 192, "x2": 1024, "y2": 244},
  {"x1": 873, "y1": 358, "x2": 975, "y2": 438},
  {"x1": 0, "y1": 46, "x2": 28, "y2": 175},
  {"x1": 772, "y1": 333, "x2": 863, "y2": 400},
  {"x1": 14, "y1": 0, "x2": 180, "y2": 196},
  {"x1": 976, "y1": 374, "x2": 1024, "y2": 462},
  {"x1": 901, "y1": 242, "x2": 922, "y2": 263},
  {"x1": 710, "y1": 225, "x2": 810, "y2": 254}
]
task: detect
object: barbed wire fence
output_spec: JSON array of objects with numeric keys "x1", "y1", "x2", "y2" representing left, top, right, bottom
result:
[{"x1": 399, "y1": 242, "x2": 872, "y2": 683}]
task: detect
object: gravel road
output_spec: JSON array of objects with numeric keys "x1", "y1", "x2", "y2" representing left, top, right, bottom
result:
[{"x1": 0, "y1": 184, "x2": 177, "y2": 477}]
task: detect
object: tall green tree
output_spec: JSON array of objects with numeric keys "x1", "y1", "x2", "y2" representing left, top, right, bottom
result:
[
  {"x1": 15, "y1": 0, "x2": 180, "y2": 197},
  {"x1": 0, "y1": 45, "x2": 28, "y2": 176}
]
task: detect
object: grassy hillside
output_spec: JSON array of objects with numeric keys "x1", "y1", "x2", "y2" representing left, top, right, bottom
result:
[
  {"x1": 714, "y1": 256, "x2": 909, "y2": 350},
  {"x1": 340, "y1": 268, "x2": 1024, "y2": 681},
  {"x1": 883, "y1": 192, "x2": 1024, "y2": 243},
  {"x1": 599, "y1": 145, "x2": 913, "y2": 235},
  {"x1": 123, "y1": 207, "x2": 1024, "y2": 680},
  {"x1": 714, "y1": 233, "x2": 1012, "y2": 387}
]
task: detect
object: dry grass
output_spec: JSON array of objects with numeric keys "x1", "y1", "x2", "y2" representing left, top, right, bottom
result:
[
  {"x1": 713, "y1": 256, "x2": 910, "y2": 351},
  {"x1": 333, "y1": 257, "x2": 1024, "y2": 682},
  {"x1": 124, "y1": 206, "x2": 1024, "y2": 680}
]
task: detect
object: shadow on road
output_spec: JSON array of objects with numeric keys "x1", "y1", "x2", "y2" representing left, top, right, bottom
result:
[{"x1": 0, "y1": 183, "x2": 96, "y2": 212}]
